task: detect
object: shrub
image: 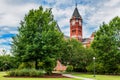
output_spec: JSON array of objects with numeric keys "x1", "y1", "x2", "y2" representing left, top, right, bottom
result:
[
  {"x1": 86, "y1": 62, "x2": 104, "y2": 74},
  {"x1": 7, "y1": 68, "x2": 44, "y2": 77},
  {"x1": 18, "y1": 62, "x2": 35, "y2": 69},
  {"x1": 29, "y1": 69, "x2": 44, "y2": 77},
  {"x1": 66, "y1": 65, "x2": 73, "y2": 72}
]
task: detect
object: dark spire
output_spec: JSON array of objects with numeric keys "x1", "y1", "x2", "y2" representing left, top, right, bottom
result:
[
  {"x1": 76, "y1": 3, "x2": 77, "y2": 8},
  {"x1": 72, "y1": 4, "x2": 82, "y2": 19}
]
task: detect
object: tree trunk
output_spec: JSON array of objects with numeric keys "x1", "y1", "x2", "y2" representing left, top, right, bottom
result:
[{"x1": 35, "y1": 60, "x2": 38, "y2": 70}]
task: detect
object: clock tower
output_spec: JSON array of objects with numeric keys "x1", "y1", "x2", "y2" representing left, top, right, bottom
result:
[{"x1": 70, "y1": 5, "x2": 82, "y2": 41}]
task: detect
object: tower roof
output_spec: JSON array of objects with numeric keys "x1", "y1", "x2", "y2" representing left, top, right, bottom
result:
[
  {"x1": 72, "y1": 6, "x2": 82, "y2": 19},
  {"x1": 56, "y1": 23, "x2": 62, "y2": 32}
]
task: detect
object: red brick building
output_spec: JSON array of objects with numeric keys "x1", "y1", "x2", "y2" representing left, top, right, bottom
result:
[
  {"x1": 70, "y1": 5, "x2": 94, "y2": 47},
  {"x1": 70, "y1": 5, "x2": 82, "y2": 41}
]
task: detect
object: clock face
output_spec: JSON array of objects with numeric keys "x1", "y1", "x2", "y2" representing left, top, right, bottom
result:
[
  {"x1": 72, "y1": 20, "x2": 75, "y2": 25},
  {"x1": 76, "y1": 20, "x2": 78, "y2": 22}
]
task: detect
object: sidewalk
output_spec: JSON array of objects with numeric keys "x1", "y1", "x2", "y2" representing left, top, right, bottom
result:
[{"x1": 63, "y1": 74, "x2": 95, "y2": 80}]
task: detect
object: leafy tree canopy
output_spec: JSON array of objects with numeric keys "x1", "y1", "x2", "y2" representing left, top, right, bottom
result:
[
  {"x1": 11, "y1": 6, "x2": 64, "y2": 74},
  {"x1": 61, "y1": 39, "x2": 94, "y2": 72},
  {"x1": 91, "y1": 16, "x2": 120, "y2": 74}
]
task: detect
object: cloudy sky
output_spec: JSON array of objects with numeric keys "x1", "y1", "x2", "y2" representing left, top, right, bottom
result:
[{"x1": 0, "y1": 0, "x2": 120, "y2": 54}]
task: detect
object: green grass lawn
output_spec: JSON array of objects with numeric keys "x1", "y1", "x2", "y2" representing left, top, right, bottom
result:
[
  {"x1": 2, "y1": 71, "x2": 120, "y2": 80},
  {"x1": 0, "y1": 72, "x2": 78, "y2": 80},
  {"x1": 71, "y1": 72, "x2": 120, "y2": 80}
]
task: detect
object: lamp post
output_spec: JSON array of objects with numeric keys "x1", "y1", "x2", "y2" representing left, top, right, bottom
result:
[{"x1": 93, "y1": 57, "x2": 95, "y2": 77}]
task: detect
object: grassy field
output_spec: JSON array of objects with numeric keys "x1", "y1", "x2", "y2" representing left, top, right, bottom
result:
[
  {"x1": 71, "y1": 73, "x2": 120, "y2": 80},
  {"x1": 1, "y1": 71, "x2": 120, "y2": 80},
  {"x1": 0, "y1": 72, "x2": 78, "y2": 80}
]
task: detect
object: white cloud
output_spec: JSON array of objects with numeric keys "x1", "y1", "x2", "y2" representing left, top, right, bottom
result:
[
  {"x1": 0, "y1": 26, "x2": 18, "y2": 36},
  {"x1": 104, "y1": 0, "x2": 120, "y2": 7},
  {"x1": 0, "y1": 0, "x2": 39, "y2": 26},
  {"x1": 0, "y1": 39, "x2": 7, "y2": 43},
  {"x1": 61, "y1": 27, "x2": 70, "y2": 36},
  {"x1": 54, "y1": 0, "x2": 74, "y2": 7},
  {"x1": 89, "y1": 2, "x2": 120, "y2": 26},
  {"x1": 0, "y1": 38, "x2": 12, "y2": 44}
]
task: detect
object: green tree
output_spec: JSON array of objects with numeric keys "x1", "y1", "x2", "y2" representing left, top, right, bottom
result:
[
  {"x1": 11, "y1": 6, "x2": 64, "y2": 74},
  {"x1": 91, "y1": 16, "x2": 120, "y2": 74},
  {"x1": 61, "y1": 39, "x2": 94, "y2": 72},
  {"x1": 0, "y1": 54, "x2": 16, "y2": 71}
]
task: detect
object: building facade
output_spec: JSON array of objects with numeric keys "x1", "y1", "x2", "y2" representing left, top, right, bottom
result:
[{"x1": 70, "y1": 5, "x2": 94, "y2": 47}]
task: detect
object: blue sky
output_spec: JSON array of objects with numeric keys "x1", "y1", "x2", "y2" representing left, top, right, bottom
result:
[{"x1": 0, "y1": 0, "x2": 120, "y2": 54}]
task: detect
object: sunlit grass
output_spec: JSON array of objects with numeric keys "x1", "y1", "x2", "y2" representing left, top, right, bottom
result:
[{"x1": 71, "y1": 72, "x2": 120, "y2": 80}]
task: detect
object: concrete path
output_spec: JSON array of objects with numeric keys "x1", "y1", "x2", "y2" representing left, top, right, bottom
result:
[{"x1": 63, "y1": 74, "x2": 95, "y2": 80}]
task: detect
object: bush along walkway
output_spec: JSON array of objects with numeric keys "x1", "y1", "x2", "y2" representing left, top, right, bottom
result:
[{"x1": 63, "y1": 74, "x2": 95, "y2": 80}]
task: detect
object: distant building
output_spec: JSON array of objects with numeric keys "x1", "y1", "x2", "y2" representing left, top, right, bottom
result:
[
  {"x1": 54, "y1": 60, "x2": 66, "y2": 71},
  {"x1": 82, "y1": 32, "x2": 95, "y2": 48}
]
